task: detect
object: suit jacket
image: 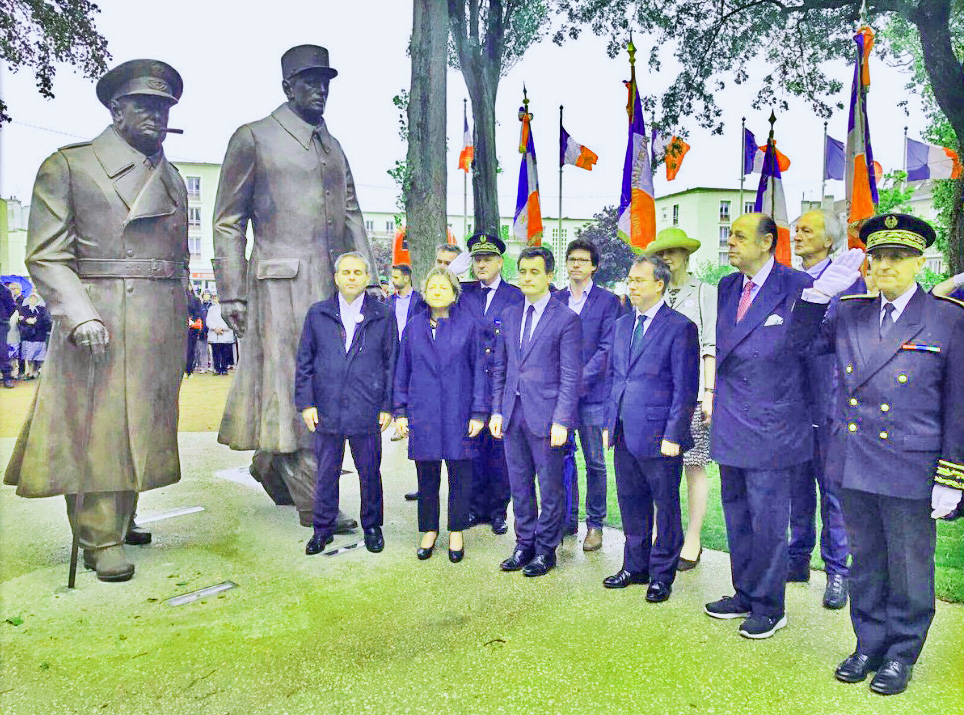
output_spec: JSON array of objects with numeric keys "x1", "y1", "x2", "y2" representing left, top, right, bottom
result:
[
  {"x1": 459, "y1": 279, "x2": 524, "y2": 382},
  {"x1": 393, "y1": 305, "x2": 487, "y2": 461},
  {"x1": 554, "y1": 284, "x2": 621, "y2": 406},
  {"x1": 491, "y1": 297, "x2": 582, "y2": 437},
  {"x1": 606, "y1": 303, "x2": 700, "y2": 458},
  {"x1": 294, "y1": 293, "x2": 398, "y2": 436},
  {"x1": 213, "y1": 103, "x2": 376, "y2": 453},
  {"x1": 791, "y1": 287, "x2": 964, "y2": 499},
  {"x1": 710, "y1": 262, "x2": 814, "y2": 469},
  {"x1": 4, "y1": 127, "x2": 189, "y2": 497},
  {"x1": 387, "y1": 290, "x2": 427, "y2": 336}
]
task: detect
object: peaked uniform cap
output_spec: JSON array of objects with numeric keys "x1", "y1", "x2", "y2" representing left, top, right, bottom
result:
[
  {"x1": 96, "y1": 59, "x2": 183, "y2": 107},
  {"x1": 860, "y1": 213, "x2": 936, "y2": 254},
  {"x1": 467, "y1": 232, "x2": 506, "y2": 256},
  {"x1": 281, "y1": 45, "x2": 339, "y2": 80}
]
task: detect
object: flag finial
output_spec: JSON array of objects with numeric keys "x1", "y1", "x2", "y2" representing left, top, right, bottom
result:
[
  {"x1": 768, "y1": 110, "x2": 777, "y2": 142},
  {"x1": 628, "y1": 34, "x2": 637, "y2": 66},
  {"x1": 859, "y1": 0, "x2": 868, "y2": 24}
]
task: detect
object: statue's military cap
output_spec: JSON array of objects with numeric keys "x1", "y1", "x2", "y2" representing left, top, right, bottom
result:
[
  {"x1": 467, "y1": 232, "x2": 506, "y2": 256},
  {"x1": 96, "y1": 59, "x2": 182, "y2": 107},
  {"x1": 281, "y1": 45, "x2": 338, "y2": 80},
  {"x1": 859, "y1": 213, "x2": 936, "y2": 255}
]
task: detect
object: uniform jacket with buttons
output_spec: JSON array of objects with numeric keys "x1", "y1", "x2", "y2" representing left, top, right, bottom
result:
[
  {"x1": 294, "y1": 293, "x2": 397, "y2": 436},
  {"x1": 791, "y1": 287, "x2": 964, "y2": 499},
  {"x1": 710, "y1": 262, "x2": 814, "y2": 469},
  {"x1": 459, "y1": 279, "x2": 524, "y2": 382},
  {"x1": 553, "y1": 284, "x2": 621, "y2": 407}
]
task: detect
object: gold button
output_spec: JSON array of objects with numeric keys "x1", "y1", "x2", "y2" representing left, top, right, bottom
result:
[
  {"x1": 848, "y1": 423, "x2": 857, "y2": 433},
  {"x1": 846, "y1": 365, "x2": 853, "y2": 374},
  {"x1": 849, "y1": 398, "x2": 858, "y2": 406},
  {"x1": 880, "y1": 404, "x2": 890, "y2": 412},
  {"x1": 897, "y1": 374, "x2": 908, "y2": 384},
  {"x1": 879, "y1": 431, "x2": 888, "y2": 439}
]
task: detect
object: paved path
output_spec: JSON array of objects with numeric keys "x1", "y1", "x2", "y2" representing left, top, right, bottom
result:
[{"x1": 1, "y1": 433, "x2": 962, "y2": 714}]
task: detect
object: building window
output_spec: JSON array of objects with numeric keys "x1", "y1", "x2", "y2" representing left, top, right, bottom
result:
[
  {"x1": 188, "y1": 207, "x2": 202, "y2": 228},
  {"x1": 672, "y1": 204, "x2": 679, "y2": 226},
  {"x1": 466, "y1": 223, "x2": 473, "y2": 236},
  {"x1": 719, "y1": 225, "x2": 730, "y2": 246},
  {"x1": 188, "y1": 236, "x2": 202, "y2": 256},
  {"x1": 720, "y1": 200, "x2": 731, "y2": 223},
  {"x1": 719, "y1": 251, "x2": 729, "y2": 266},
  {"x1": 185, "y1": 176, "x2": 201, "y2": 199},
  {"x1": 551, "y1": 228, "x2": 569, "y2": 240},
  {"x1": 385, "y1": 221, "x2": 394, "y2": 233},
  {"x1": 744, "y1": 201, "x2": 755, "y2": 214},
  {"x1": 661, "y1": 207, "x2": 668, "y2": 221},
  {"x1": 365, "y1": 220, "x2": 374, "y2": 232}
]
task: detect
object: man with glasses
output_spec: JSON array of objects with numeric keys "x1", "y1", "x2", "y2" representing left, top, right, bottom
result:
[{"x1": 790, "y1": 213, "x2": 964, "y2": 695}]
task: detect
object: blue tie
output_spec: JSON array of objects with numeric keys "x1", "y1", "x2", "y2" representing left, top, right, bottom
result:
[
  {"x1": 630, "y1": 314, "x2": 648, "y2": 361},
  {"x1": 521, "y1": 305, "x2": 535, "y2": 352},
  {"x1": 880, "y1": 302, "x2": 897, "y2": 340}
]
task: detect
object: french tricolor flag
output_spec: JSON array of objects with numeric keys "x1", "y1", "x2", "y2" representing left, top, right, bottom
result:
[
  {"x1": 560, "y1": 125, "x2": 598, "y2": 170},
  {"x1": 905, "y1": 137, "x2": 962, "y2": 181},
  {"x1": 617, "y1": 68, "x2": 656, "y2": 251},
  {"x1": 513, "y1": 97, "x2": 543, "y2": 246}
]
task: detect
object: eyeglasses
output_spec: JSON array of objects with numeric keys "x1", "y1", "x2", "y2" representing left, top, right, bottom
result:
[
  {"x1": 626, "y1": 277, "x2": 659, "y2": 286},
  {"x1": 567, "y1": 257, "x2": 593, "y2": 265}
]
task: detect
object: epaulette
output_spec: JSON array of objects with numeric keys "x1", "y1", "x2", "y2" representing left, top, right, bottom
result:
[
  {"x1": 59, "y1": 141, "x2": 91, "y2": 151},
  {"x1": 934, "y1": 294, "x2": 964, "y2": 310},
  {"x1": 840, "y1": 293, "x2": 876, "y2": 301}
]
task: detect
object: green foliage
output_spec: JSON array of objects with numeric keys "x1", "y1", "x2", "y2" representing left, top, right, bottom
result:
[
  {"x1": 876, "y1": 170, "x2": 915, "y2": 215},
  {"x1": 447, "y1": 1, "x2": 553, "y2": 77},
  {"x1": 694, "y1": 259, "x2": 735, "y2": 286},
  {"x1": 501, "y1": 253, "x2": 519, "y2": 280},
  {"x1": 0, "y1": 0, "x2": 111, "y2": 123},
  {"x1": 917, "y1": 266, "x2": 947, "y2": 293},
  {"x1": 387, "y1": 91, "x2": 412, "y2": 213},
  {"x1": 573, "y1": 205, "x2": 635, "y2": 286}
]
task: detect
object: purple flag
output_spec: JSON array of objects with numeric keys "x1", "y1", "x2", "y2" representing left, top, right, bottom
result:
[{"x1": 825, "y1": 135, "x2": 845, "y2": 181}]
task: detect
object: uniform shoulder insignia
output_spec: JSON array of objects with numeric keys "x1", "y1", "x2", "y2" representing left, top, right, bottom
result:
[
  {"x1": 840, "y1": 293, "x2": 875, "y2": 301},
  {"x1": 934, "y1": 294, "x2": 964, "y2": 310}
]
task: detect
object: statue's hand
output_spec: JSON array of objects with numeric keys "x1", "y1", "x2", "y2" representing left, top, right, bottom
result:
[
  {"x1": 71, "y1": 319, "x2": 110, "y2": 361},
  {"x1": 220, "y1": 300, "x2": 247, "y2": 337}
]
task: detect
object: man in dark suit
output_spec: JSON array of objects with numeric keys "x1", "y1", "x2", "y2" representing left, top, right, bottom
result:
[
  {"x1": 791, "y1": 214, "x2": 964, "y2": 696},
  {"x1": 387, "y1": 263, "x2": 425, "y2": 341},
  {"x1": 704, "y1": 212, "x2": 813, "y2": 639},
  {"x1": 603, "y1": 255, "x2": 699, "y2": 601},
  {"x1": 490, "y1": 246, "x2": 581, "y2": 577},
  {"x1": 461, "y1": 233, "x2": 524, "y2": 534},
  {"x1": 0, "y1": 281, "x2": 16, "y2": 388},
  {"x1": 554, "y1": 238, "x2": 621, "y2": 551},
  {"x1": 295, "y1": 252, "x2": 398, "y2": 555}
]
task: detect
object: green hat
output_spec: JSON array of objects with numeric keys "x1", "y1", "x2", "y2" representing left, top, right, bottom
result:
[
  {"x1": 860, "y1": 213, "x2": 936, "y2": 255},
  {"x1": 96, "y1": 59, "x2": 183, "y2": 107},
  {"x1": 467, "y1": 232, "x2": 506, "y2": 256},
  {"x1": 643, "y1": 227, "x2": 701, "y2": 256}
]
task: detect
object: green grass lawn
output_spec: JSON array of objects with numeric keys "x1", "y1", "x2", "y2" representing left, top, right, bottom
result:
[{"x1": 573, "y1": 452, "x2": 964, "y2": 603}]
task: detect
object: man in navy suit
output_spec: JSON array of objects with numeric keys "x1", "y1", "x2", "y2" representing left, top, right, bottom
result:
[
  {"x1": 387, "y1": 263, "x2": 426, "y2": 341},
  {"x1": 461, "y1": 233, "x2": 524, "y2": 535},
  {"x1": 490, "y1": 246, "x2": 581, "y2": 577},
  {"x1": 704, "y1": 213, "x2": 814, "y2": 639},
  {"x1": 603, "y1": 255, "x2": 699, "y2": 601},
  {"x1": 295, "y1": 252, "x2": 398, "y2": 556},
  {"x1": 554, "y1": 238, "x2": 621, "y2": 551}
]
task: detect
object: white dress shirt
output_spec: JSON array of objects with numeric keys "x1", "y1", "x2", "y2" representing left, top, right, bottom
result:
[
  {"x1": 633, "y1": 298, "x2": 665, "y2": 337},
  {"x1": 880, "y1": 283, "x2": 918, "y2": 326},
  {"x1": 567, "y1": 281, "x2": 594, "y2": 315},
  {"x1": 338, "y1": 292, "x2": 365, "y2": 352},
  {"x1": 804, "y1": 257, "x2": 832, "y2": 279},
  {"x1": 742, "y1": 256, "x2": 775, "y2": 304},
  {"x1": 393, "y1": 290, "x2": 413, "y2": 339},
  {"x1": 481, "y1": 274, "x2": 502, "y2": 313},
  {"x1": 519, "y1": 291, "x2": 552, "y2": 346}
]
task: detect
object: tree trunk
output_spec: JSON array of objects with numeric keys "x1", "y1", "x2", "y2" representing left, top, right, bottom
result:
[
  {"x1": 913, "y1": 0, "x2": 964, "y2": 272},
  {"x1": 466, "y1": 71, "x2": 501, "y2": 238},
  {"x1": 406, "y1": 0, "x2": 450, "y2": 284}
]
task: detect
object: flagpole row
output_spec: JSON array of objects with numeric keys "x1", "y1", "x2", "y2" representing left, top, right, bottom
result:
[
  {"x1": 559, "y1": 104, "x2": 564, "y2": 264},
  {"x1": 821, "y1": 120, "x2": 828, "y2": 209},
  {"x1": 739, "y1": 116, "x2": 746, "y2": 214}
]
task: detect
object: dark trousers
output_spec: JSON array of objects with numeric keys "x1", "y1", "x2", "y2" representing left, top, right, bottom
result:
[
  {"x1": 0, "y1": 334, "x2": 10, "y2": 377},
  {"x1": 788, "y1": 426, "x2": 850, "y2": 576},
  {"x1": 185, "y1": 331, "x2": 198, "y2": 374},
  {"x1": 613, "y1": 425, "x2": 683, "y2": 583},
  {"x1": 312, "y1": 433, "x2": 383, "y2": 534},
  {"x1": 719, "y1": 464, "x2": 795, "y2": 619},
  {"x1": 416, "y1": 459, "x2": 472, "y2": 532},
  {"x1": 470, "y1": 429, "x2": 511, "y2": 522},
  {"x1": 211, "y1": 343, "x2": 233, "y2": 374},
  {"x1": 566, "y1": 419, "x2": 608, "y2": 530},
  {"x1": 503, "y1": 412, "x2": 566, "y2": 555},
  {"x1": 840, "y1": 488, "x2": 936, "y2": 664}
]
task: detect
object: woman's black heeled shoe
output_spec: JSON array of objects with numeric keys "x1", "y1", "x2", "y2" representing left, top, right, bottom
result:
[
  {"x1": 448, "y1": 548, "x2": 464, "y2": 563},
  {"x1": 417, "y1": 535, "x2": 437, "y2": 560}
]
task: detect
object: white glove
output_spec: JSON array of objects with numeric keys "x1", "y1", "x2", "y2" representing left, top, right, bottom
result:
[
  {"x1": 811, "y1": 248, "x2": 865, "y2": 299},
  {"x1": 447, "y1": 250, "x2": 472, "y2": 277},
  {"x1": 931, "y1": 484, "x2": 963, "y2": 519}
]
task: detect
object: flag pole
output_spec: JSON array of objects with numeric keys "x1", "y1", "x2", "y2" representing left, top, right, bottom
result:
[
  {"x1": 821, "y1": 120, "x2": 828, "y2": 208},
  {"x1": 739, "y1": 116, "x2": 746, "y2": 213},
  {"x1": 768, "y1": 110, "x2": 777, "y2": 217},
  {"x1": 559, "y1": 104, "x2": 564, "y2": 262},
  {"x1": 902, "y1": 125, "x2": 908, "y2": 175},
  {"x1": 463, "y1": 98, "x2": 468, "y2": 244}
]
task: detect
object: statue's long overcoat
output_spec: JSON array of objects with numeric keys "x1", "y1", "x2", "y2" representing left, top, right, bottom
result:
[
  {"x1": 213, "y1": 103, "x2": 375, "y2": 454},
  {"x1": 4, "y1": 127, "x2": 189, "y2": 496}
]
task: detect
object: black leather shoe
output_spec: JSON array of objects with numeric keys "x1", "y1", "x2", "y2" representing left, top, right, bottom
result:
[
  {"x1": 449, "y1": 548, "x2": 464, "y2": 563},
  {"x1": 404, "y1": 491, "x2": 419, "y2": 502},
  {"x1": 835, "y1": 653, "x2": 882, "y2": 684},
  {"x1": 468, "y1": 512, "x2": 490, "y2": 528},
  {"x1": 364, "y1": 527, "x2": 384, "y2": 553},
  {"x1": 416, "y1": 545, "x2": 434, "y2": 560},
  {"x1": 500, "y1": 548, "x2": 534, "y2": 571},
  {"x1": 646, "y1": 581, "x2": 672, "y2": 603},
  {"x1": 869, "y1": 660, "x2": 912, "y2": 695},
  {"x1": 603, "y1": 569, "x2": 649, "y2": 589},
  {"x1": 786, "y1": 561, "x2": 811, "y2": 583},
  {"x1": 491, "y1": 515, "x2": 508, "y2": 535},
  {"x1": 334, "y1": 512, "x2": 358, "y2": 534},
  {"x1": 823, "y1": 574, "x2": 849, "y2": 609},
  {"x1": 522, "y1": 552, "x2": 556, "y2": 577},
  {"x1": 305, "y1": 533, "x2": 333, "y2": 555},
  {"x1": 125, "y1": 526, "x2": 152, "y2": 546}
]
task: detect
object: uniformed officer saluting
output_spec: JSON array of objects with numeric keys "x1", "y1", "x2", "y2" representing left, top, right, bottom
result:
[{"x1": 790, "y1": 213, "x2": 964, "y2": 696}]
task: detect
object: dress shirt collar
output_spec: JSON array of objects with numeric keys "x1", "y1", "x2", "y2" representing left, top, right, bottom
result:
[
  {"x1": 338, "y1": 291, "x2": 365, "y2": 317},
  {"x1": 634, "y1": 298, "x2": 665, "y2": 324},
  {"x1": 480, "y1": 274, "x2": 502, "y2": 293},
  {"x1": 880, "y1": 283, "x2": 917, "y2": 322},
  {"x1": 804, "y1": 257, "x2": 832, "y2": 279},
  {"x1": 743, "y1": 256, "x2": 775, "y2": 289},
  {"x1": 569, "y1": 280, "x2": 593, "y2": 300},
  {"x1": 524, "y1": 291, "x2": 553, "y2": 316}
]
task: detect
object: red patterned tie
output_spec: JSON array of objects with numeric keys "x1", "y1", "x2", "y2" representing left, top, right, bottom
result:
[{"x1": 736, "y1": 280, "x2": 755, "y2": 322}]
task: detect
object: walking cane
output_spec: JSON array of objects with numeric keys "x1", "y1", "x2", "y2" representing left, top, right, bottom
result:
[{"x1": 67, "y1": 350, "x2": 99, "y2": 589}]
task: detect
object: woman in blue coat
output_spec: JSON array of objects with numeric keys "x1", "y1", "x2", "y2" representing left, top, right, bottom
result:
[{"x1": 394, "y1": 267, "x2": 487, "y2": 562}]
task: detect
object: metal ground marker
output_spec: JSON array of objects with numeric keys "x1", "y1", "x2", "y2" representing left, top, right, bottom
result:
[
  {"x1": 165, "y1": 581, "x2": 238, "y2": 606},
  {"x1": 136, "y1": 506, "x2": 205, "y2": 525},
  {"x1": 323, "y1": 541, "x2": 362, "y2": 557}
]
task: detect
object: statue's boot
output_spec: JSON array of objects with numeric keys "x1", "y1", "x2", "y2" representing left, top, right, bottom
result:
[
  {"x1": 67, "y1": 490, "x2": 136, "y2": 582},
  {"x1": 86, "y1": 546, "x2": 135, "y2": 582},
  {"x1": 249, "y1": 451, "x2": 295, "y2": 505}
]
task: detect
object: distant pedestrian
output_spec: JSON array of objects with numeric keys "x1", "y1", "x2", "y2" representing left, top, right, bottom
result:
[
  {"x1": 205, "y1": 295, "x2": 235, "y2": 375},
  {"x1": 18, "y1": 292, "x2": 51, "y2": 379}
]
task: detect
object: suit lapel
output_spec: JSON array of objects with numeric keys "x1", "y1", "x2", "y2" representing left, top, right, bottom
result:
[
  {"x1": 125, "y1": 157, "x2": 179, "y2": 224},
  {"x1": 718, "y1": 267, "x2": 787, "y2": 362},
  {"x1": 271, "y1": 103, "x2": 314, "y2": 150},
  {"x1": 853, "y1": 288, "x2": 927, "y2": 389},
  {"x1": 629, "y1": 303, "x2": 669, "y2": 369},
  {"x1": 92, "y1": 127, "x2": 151, "y2": 210},
  {"x1": 521, "y1": 299, "x2": 556, "y2": 363}
]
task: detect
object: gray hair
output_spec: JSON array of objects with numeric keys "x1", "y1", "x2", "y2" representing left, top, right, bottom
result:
[
  {"x1": 821, "y1": 211, "x2": 847, "y2": 253},
  {"x1": 334, "y1": 251, "x2": 371, "y2": 274},
  {"x1": 436, "y1": 243, "x2": 461, "y2": 255},
  {"x1": 631, "y1": 254, "x2": 672, "y2": 295},
  {"x1": 422, "y1": 266, "x2": 462, "y2": 301}
]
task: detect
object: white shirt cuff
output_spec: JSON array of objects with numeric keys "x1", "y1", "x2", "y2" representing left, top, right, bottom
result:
[{"x1": 801, "y1": 288, "x2": 832, "y2": 304}]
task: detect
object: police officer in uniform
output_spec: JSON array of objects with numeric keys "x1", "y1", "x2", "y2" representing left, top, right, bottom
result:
[{"x1": 791, "y1": 213, "x2": 964, "y2": 695}]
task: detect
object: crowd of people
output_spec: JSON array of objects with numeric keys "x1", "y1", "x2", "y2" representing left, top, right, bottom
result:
[
  {"x1": 1, "y1": 281, "x2": 52, "y2": 388},
  {"x1": 183, "y1": 288, "x2": 237, "y2": 377}
]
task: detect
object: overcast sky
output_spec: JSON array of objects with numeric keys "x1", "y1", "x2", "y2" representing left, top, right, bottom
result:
[{"x1": 0, "y1": 0, "x2": 930, "y2": 222}]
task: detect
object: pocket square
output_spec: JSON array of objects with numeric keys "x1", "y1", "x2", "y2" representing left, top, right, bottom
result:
[{"x1": 764, "y1": 314, "x2": 784, "y2": 327}]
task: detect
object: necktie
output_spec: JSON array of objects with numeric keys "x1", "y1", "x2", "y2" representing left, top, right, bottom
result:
[
  {"x1": 521, "y1": 305, "x2": 535, "y2": 352},
  {"x1": 880, "y1": 302, "x2": 897, "y2": 340},
  {"x1": 630, "y1": 314, "x2": 648, "y2": 360},
  {"x1": 481, "y1": 286, "x2": 492, "y2": 313},
  {"x1": 736, "y1": 280, "x2": 755, "y2": 322}
]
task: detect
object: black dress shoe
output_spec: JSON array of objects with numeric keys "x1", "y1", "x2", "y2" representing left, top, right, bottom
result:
[
  {"x1": 468, "y1": 513, "x2": 491, "y2": 528},
  {"x1": 500, "y1": 547, "x2": 534, "y2": 571},
  {"x1": 449, "y1": 548, "x2": 464, "y2": 563},
  {"x1": 404, "y1": 491, "x2": 419, "y2": 502},
  {"x1": 823, "y1": 574, "x2": 849, "y2": 609},
  {"x1": 786, "y1": 561, "x2": 811, "y2": 583},
  {"x1": 416, "y1": 545, "x2": 435, "y2": 560},
  {"x1": 305, "y1": 533, "x2": 334, "y2": 555},
  {"x1": 491, "y1": 515, "x2": 508, "y2": 535},
  {"x1": 835, "y1": 652, "x2": 882, "y2": 683},
  {"x1": 363, "y1": 527, "x2": 384, "y2": 553},
  {"x1": 522, "y1": 552, "x2": 556, "y2": 577},
  {"x1": 869, "y1": 660, "x2": 912, "y2": 695},
  {"x1": 124, "y1": 526, "x2": 152, "y2": 546},
  {"x1": 603, "y1": 569, "x2": 649, "y2": 589},
  {"x1": 645, "y1": 581, "x2": 672, "y2": 602}
]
